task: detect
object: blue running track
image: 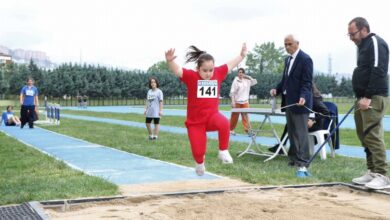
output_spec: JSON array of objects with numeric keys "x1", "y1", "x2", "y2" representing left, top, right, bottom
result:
[{"x1": 0, "y1": 126, "x2": 219, "y2": 185}]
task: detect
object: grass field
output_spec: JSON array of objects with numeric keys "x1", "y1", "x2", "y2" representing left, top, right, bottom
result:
[
  {"x1": 0, "y1": 103, "x2": 387, "y2": 206},
  {"x1": 0, "y1": 132, "x2": 118, "y2": 205},
  {"x1": 2, "y1": 97, "x2": 390, "y2": 115},
  {"x1": 42, "y1": 118, "x2": 367, "y2": 186},
  {"x1": 61, "y1": 109, "x2": 390, "y2": 149}
]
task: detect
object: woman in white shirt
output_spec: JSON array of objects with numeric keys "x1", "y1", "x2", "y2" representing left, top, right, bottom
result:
[{"x1": 229, "y1": 68, "x2": 257, "y2": 135}]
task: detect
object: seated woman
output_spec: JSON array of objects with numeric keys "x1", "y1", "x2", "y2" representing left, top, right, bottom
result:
[
  {"x1": 1, "y1": 106, "x2": 21, "y2": 126},
  {"x1": 269, "y1": 83, "x2": 330, "y2": 153},
  {"x1": 307, "y1": 84, "x2": 330, "y2": 132}
]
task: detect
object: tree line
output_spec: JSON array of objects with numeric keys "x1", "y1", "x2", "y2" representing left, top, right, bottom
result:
[{"x1": 0, "y1": 42, "x2": 353, "y2": 100}]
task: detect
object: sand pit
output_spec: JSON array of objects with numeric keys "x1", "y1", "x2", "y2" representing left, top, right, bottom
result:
[{"x1": 45, "y1": 182, "x2": 390, "y2": 220}]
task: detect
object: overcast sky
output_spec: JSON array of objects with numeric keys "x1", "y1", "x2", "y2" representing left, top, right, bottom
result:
[{"x1": 1, "y1": 0, "x2": 389, "y2": 74}]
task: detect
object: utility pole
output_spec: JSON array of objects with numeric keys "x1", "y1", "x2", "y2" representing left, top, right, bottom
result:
[{"x1": 79, "y1": 49, "x2": 83, "y2": 65}]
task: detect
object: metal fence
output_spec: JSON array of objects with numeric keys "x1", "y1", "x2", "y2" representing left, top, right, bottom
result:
[{"x1": 44, "y1": 96, "x2": 356, "y2": 107}]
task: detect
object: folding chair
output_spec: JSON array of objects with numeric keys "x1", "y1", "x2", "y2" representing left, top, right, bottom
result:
[{"x1": 308, "y1": 101, "x2": 339, "y2": 160}]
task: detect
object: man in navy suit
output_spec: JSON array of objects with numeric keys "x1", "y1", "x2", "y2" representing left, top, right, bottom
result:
[{"x1": 270, "y1": 34, "x2": 313, "y2": 177}]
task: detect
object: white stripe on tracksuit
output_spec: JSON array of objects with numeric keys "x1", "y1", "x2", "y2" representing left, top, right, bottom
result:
[{"x1": 371, "y1": 35, "x2": 379, "y2": 67}]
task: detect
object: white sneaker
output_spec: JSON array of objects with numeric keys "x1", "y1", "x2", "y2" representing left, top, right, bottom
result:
[
  {"x1": 352, "y1": 170, "x2": 375, "y2": 185},
  {"x1": 195, "y1": 163, "x2": 205, "y2": 176},
  {"x1": 218, "y1": 150, "x2": 233, "y2": 164},
  {"x1": 297, "y1": 167, "x2": 308, "y2": 172},
  {"x1": 365, "y1": 173, "x2": 390, "y2": 190}
]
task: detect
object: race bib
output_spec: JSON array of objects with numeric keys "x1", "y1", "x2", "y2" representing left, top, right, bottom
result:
[
  {"x1": 26, "y1": 89, "x2": 34, "y2": 96},
  {"x1": 197, "y1": 80, "x2": 218, "y2": 98}
]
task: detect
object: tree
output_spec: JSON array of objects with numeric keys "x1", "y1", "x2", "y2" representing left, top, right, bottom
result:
[
  {"x1": 8, "y1": 64, "x2": 29, "y2": 95},
  {"x1": 147, "y1": 61, "x2": 170, "y2": 74},
  {"x1": 313, "y1": 73, "x2": 337, "y2": 95},
  {"x1": 334, "y1": 76, "x2": 353, "y2": 97},
  {"x1": 28, "y1": 59, "x2": 43, "y2": 87},
  {"x1": 246, "y1": 42, "x2": 285, "y2": 74},
  {"x1": 0, "y1": 65, "x2": 8, "y2": 98}
]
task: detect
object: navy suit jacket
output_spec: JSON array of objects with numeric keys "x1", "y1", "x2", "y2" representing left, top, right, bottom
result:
[{"x1": 276, "y1": 50, "x2": 313, "y2": 114}]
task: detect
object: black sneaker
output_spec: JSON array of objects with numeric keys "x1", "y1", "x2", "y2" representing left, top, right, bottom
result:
[
  {"x1": 288, "y1": 161, "x2": 296, "y2": 167},
  {"x1": 268, "y1": 145, "x2": 284, "y2": 155}
]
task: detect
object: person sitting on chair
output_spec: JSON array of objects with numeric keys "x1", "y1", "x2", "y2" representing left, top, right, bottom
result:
[
  {"x1": 1, "y1": 106, "x2": 21, "y2": 126},
  {"x1": 269, "y1": 83, "x2": 330, "y2": 154}
]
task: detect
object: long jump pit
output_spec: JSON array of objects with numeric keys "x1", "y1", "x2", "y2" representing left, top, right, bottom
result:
[{"x1": 37, "y1": 178, "x2": 390, "y2": 220}]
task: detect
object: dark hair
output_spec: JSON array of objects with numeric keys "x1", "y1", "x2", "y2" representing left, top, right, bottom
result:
[
  {"x1": 312, "y1": 82, "x2": 322, "y2": 98},
  {"x1": 185, "y1": 45, "x2": 214, "y2": 69},
  {"x1": 238, "y1": 68, "x2": 245, "y2": 73},
  {"x1": 349, "y1": 17, "x2": 370, "y2": 33},
  {"x1": 6, "y1": 105, "x2": 13, "y2": 111},
  {"x1": 148, "y1": 77, "x2": 159, "y2": 89}
]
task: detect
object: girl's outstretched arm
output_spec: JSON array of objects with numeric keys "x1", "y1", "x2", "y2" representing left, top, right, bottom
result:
[
  {"x1": 165, "y1": 48, "x2": 183, "y2": 78},
  {"x1": 226, "y1": 43, "x2": 247, "y2": 72}
]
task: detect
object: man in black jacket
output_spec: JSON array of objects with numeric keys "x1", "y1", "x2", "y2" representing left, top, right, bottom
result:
[{"x1": 348, "y1": 17, "x2": 390, "y2": 190}]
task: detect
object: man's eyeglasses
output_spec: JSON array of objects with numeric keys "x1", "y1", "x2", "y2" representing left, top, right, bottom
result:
[{"x1": 347, "y1": 29, "x2": 361, "y2": 37}]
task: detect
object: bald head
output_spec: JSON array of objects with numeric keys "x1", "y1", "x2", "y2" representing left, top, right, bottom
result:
[{"x1": 284, "y1": 34, "x2": 299, "y2": 55}]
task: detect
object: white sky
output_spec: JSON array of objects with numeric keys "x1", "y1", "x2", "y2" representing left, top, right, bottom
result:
[{"x1": 1, "y1": 0, "x2": 389, "y2": 74}]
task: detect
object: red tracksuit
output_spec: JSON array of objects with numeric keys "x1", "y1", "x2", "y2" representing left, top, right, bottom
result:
[{"x1": 180, "y1": 64, "x2": 230, "y2": 164}]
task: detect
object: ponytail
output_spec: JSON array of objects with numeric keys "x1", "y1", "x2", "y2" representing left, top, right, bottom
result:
[{"x1": 185, "y1": 45, "x2": 214, "y2": 68}]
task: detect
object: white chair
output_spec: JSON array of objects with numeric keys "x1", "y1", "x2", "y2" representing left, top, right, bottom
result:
[{"x1": 308, "y1": 119, "x2": 335, "y2": 160}]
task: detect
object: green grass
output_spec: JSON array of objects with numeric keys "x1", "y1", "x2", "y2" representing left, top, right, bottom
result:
[
  {"x1": 1, "y1": 106, "x2": 386, "y2": 206},
  {"x1": 164, "y1": 101, "x2": 390, "y2": 115},
  {"x1": 61, "y1": 109, "x2": 390, "y2": 149},
  {"x1": 42, "y1": 118, "x2": 368, "y2": 186},
  {"x1": 0, "y1": 132, "x2": 118, "y2": 205}
]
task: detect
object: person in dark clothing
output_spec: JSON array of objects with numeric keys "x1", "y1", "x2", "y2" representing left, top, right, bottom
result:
[
  {"x1": 269, "y1": 83, "x2": 330, "y2": 154},
  {"x1": 308, "y1": 83, "x2": 330, "y2": 132},
  {"x1": 348, "y1": 17, "x2": 390, "y2": 190},
  {"x1": 270, "y1": 34, "x2": 313, "y2": 177},
  {"x1": 20, "y1": 78, "x2": 39, "y2": 129}
]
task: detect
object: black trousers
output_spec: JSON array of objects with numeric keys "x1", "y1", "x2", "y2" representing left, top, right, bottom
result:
[
  {"x1": 286, "y1": 109, "x2": 310, "y2": 167},
  {"x1": 20, "y1": 105, "x2": 36, "y2": 128}
]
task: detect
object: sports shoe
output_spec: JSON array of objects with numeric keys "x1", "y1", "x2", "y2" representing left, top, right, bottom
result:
[
  {"x1": 218, "y1": 150, "x2": 233, "y2": 164},
  {"x1": 365, "y1": 173, "x2": 390, "y2": 190},
  {"x1": 269, "y1": 144, "x2": 284, "y2": 155},
  {"x1": 153, "y1": 136, "x2": 158, "y2": 140},
  {"x1": 195, "y1": 163, "x2": 205, "y2": 176},
  {"x1": 230, "y1": 131, "x2": 236, "y2": 136},
  {"x1": 296, "y1": 167, "x2": 311, "y2": 178},
  {"x1": 352, "y1": 170, "x2": 375, "y2": 185}
]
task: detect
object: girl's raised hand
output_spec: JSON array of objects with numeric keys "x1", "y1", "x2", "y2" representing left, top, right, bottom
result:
[
  {"x1": 165, "y1": 48, "x2": 177, "y2": 62},
  {"x1": 240, "y1": 43, "x2": 247, "y2": 58}
]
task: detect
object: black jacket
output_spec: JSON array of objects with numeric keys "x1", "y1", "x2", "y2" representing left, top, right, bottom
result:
[
  {"x1": 309, "y1": 96, "x2": 330, "y2": 132},
  {"x1": 352, "y1": 33, "x2": 389, "y2": 98}
]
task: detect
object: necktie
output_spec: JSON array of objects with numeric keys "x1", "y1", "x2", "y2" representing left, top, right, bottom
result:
[
  {"x1": 284, "y1": 56, "x2": 293, "y2": 77},
  {"x1": 282, "y1": 56, "x2": 293, "y2": 94}
]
